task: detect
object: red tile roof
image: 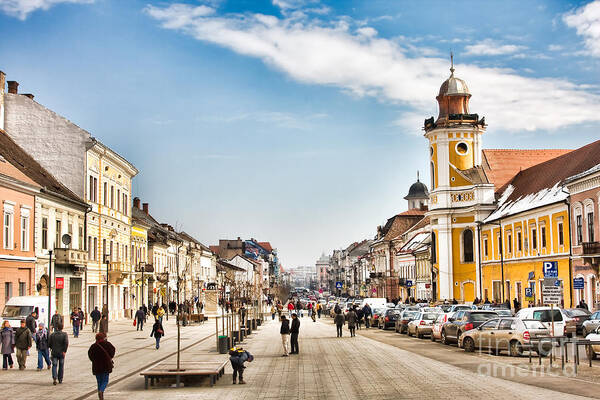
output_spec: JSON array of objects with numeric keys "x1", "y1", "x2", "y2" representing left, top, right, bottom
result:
[
  {"x1": 482, "y1": 149, "x2": 572, "y2": 190},
  {"x1": 258, "y1": 242, "x2": 273, "y2": 252},
  {"x1": 502, "y1": 140, "x2": 600, "y2": 202},
  {"x1": 397, "y1": 208, "x2": 427, "y2": 216}
]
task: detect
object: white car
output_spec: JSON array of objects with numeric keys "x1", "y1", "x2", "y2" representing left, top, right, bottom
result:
[
  {"x1": 515, "y1": 307, "x2": 575, "y2": 337},
  {"x1": 585, "y1": 326, "x2": 600, "y2": 359}
]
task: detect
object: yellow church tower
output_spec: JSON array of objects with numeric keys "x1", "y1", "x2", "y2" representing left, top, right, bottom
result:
[{"x1": 424, "y1": 58, "x2": 496, "y2": 302}]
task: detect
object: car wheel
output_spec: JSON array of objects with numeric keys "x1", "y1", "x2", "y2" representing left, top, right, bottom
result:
[
  {"x1": 537, "y1": 341, "x2": 552, "y2": 357},
  {"x1": 582, "y1": 328, "x2": 587, "y2": 338},
  {"x1": 463, "y1": 337, "x2": 475, "y2": 352},
  {"x1": 417, "y1": 329, "x2": 423, "y2": 339},
  {"x1": 430, "y1": 332, "x2": 436, "y2": 342},
  {"x1": 509, "y1": 340, "x2": 523, "y2": 357},
  {"x1": 441, "y1": 330, "x2": 448, "y2": 345}
]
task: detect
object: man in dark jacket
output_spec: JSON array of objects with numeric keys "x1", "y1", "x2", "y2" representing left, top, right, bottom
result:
[
  {"x1": 26, "y1": 311, "x2": 37, "y2": 336},
  {"x1": 334, "y1": 311, "x2": 345, "y2": 337},
  {"x1": 362, "y1": 304, "x2": 372, "y2": 328},
  {"x1": 290, "y1": 313, "x2": 300, "y2": 354},
  {"x1": 229, "y1": 346, "x2": 253, "y2": 384},
  {"x1": 15, "y1": 319, "x2": 32, "y2": 370},
  {"x1": 135, "y1": 307, "x2": 145, "y2": 331},
  {"x1": 280, "y1": 315, "x2": 290, "y2": 356},
  {"x1": 88, "y1": 333, "x2": 115, "y2": 400},
  {"x1": 48, "y1": 323, "x2": 68, "y2": 384},
  {"x1": 90, "y1": 307, "x2": 101, "y2": 333},
  {"x1": 51, "y1": 310, "x2": 63, "y2": 333},
  {"x1": 70, "y1": 308, "x2": 80, "y2": 338}
]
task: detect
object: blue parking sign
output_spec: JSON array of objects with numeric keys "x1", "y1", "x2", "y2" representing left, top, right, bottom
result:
[
  {"x1": 543, "y1": 261, "x2": 558, "y2": 278},
  {"x1": 525, "y1": 288, "x2": 532, "y2": 298}
]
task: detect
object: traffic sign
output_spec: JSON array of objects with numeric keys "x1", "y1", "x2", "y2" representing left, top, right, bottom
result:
[
  {"x1": 335, "y1": 281, "x2": 343, "y2": 289},
  {"x1": 405, "y1": 280, "x2": 413, "y2": 287},
  {"x1": 542, "y1": 285, "x2": 562, "y2": 305},
  {"x1": 524, "y1": 287, "x2": 533, "y2": 299},
  {"x1": 543, "y1": 261, "x2": 558, "y2": 278},
  {"x1": 574, "y1": 277, "x2": 585, "y2": 290}
]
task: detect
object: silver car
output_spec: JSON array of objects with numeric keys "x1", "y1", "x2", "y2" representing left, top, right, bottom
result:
[
  {"x1": 582, "y1": 310, "x2": 600, "y2": 337},
  {"x1": 407, "y1": 312, "x2": 441, "y2": 339},
  {"x1": 459, "y1": 317, "x2": 551, "y2": 356}
]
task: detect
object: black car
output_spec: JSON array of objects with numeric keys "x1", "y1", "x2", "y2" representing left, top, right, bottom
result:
[
  {"x1": 441, "y1": 310, "x2": 497, "y2": 345},
  {"x1": 379, "y1": 309, "x2": 400, "y2": 330}
]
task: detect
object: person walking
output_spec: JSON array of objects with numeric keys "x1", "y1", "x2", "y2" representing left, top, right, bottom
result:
[
  {"x1": 78, "y1": 308, "x2": 85, "y2": 332},
  {"x1": 1, "y1": 320, "x2": 15, "y2": 370},
  {"x1": 70, "y1": 308, "x2": 80, "y2": 338},
  {"x1": 99, "y1": 315, "x2": 108, "y2": 335},
  {"x1": 280, "y1": 315, "x2": 290, "y2": 356},
  {"x1": 35, "y1": 322, "x2": 51, "y2": 370},
  {"x1": 229, "y1": 346, "x2": 253, "y2": 385},
  {"x1": 290, "y1": 313, "x2": 300, "y2": 354},
  {"x1": 334, "y1": 311, "x2": 345, "y2": 338},
  {"x1": 356, "y1": 307, "x2": 364, "y2": 330},
  {"x1": 287, "y1": 301, "x2": 295, "y2": 318},
  {"x1": 51, "y1": 310, "x2": 63, "y2": 333},
  {"x1": 15, "y1": 319, "x2": 32, "y2": 370},
  {"x1": 156, "y1": 306, "x2": 165, "y2": 324},
  {"x1": 135, "y1": 307, "x2": 145, "y2": 331},
  {"x1": 316, "y1": 302, "x2": 322, "y2": 319},
  {"x1": 90, "y1": 307, "x2": 101, "y2": 333},
  {"x1": 270, "y1": 305, "x2": 276, "y2": 320},
  {"x1": 48, "y1": 323, "x2": 68, "y2": 385},
  {"x1": 362, "y1": 303, "x2": 372, "y2": 329},
  {"x1": 88, "y1": 332, "x2": 115, "y2": 400},
  {"x1": 26, "y1": 311, "x2": 37, "y2": 338},
  {"x1": 346, "y1": 307, "x2": 357, "y2": 337},
  {"x1": 150, "y1": 319, "x2": 165, "y2": 349}
]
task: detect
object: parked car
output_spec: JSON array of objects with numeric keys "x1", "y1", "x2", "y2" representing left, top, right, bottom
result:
[
  {"x1": 564, "y1": 308, "x2": 591, "y2": 335},
  {"x1": 440, "y1": 304, "x2": 476, "y2": 313},
  {"x1": 515, "y1": 307, "x2": 576, "y2": 337},
  {"x1": 431, "y1": 312, "x2": 453, "y2": 342},
  {"x1": 459, "y1": 317, "x2": 552, "y2": 356},
  {"x1": 493, "y1": 309, "x2": 514, "y2": 317},
  {"x1": 370, "y1": 307, "x2": 386, "y2": 327},
  {"x1": 441, "y1": 310, "x2": 498, "y2": 345},
  {"x1": 585, "y1": 326, "x2": 600, "y2": 359},
  {"x1": 379, "y1": 308, "x2": 401, "y2": 330},
  {"x1": 407, "y1": 311, "x2": 442, "y2": 338},
  {"x1": 395, "y1": 310, "x2": 420, "y2": 334},
  {"x1": 582, "y1": 310, "x2": 600, "y2": 337}
]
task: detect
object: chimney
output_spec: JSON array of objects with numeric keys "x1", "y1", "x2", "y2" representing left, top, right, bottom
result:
[
  {"x1": 21, "y1": 94, "x2": 34, "y2": 100},
  {"x1": 142, "y1": 203, "x2": 149, "y2": 214},
  {"x1": 133, "y1": 197, "x2": 141, "y2": 209},
  {"x1": 7, "y1": 81, "x2": 18, "y2": 94}
]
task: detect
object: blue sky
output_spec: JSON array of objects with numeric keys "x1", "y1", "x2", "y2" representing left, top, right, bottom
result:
[{"x1": 1, "y1": 0, "x2": 600, "y2": 268}]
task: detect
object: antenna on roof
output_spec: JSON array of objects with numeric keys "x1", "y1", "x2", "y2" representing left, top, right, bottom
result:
[
  {"x1": 417, "y1": 170, "x2": 420, "y2": 182},
  {"x1": 450, "y1": 51, "x2": 455, "y2": 75}
]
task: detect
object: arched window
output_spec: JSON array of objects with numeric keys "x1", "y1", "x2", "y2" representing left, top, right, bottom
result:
[
  {"x1": 431, "y1": 231, "x2": 437, "y2": 264},
  {"x1": 430, "y1": 162, "x2": 435, "y2": 189},
  {"x1": 463, "y1": 229, "x2": 474, "y2": 263}
]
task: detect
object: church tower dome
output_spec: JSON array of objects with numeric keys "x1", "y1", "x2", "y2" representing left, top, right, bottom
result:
[{"x1": 404, "y1": 171, "x2": 429, "y2": 209}]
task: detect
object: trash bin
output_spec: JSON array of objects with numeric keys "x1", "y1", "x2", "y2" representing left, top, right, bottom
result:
[
  {"x1": 233, "y1": 331, "x2": 240, "y2": 343},
  {"x1": 251, "y1": 319, "x2": 257, "y2": 330},
  {"x1": 247, "y1": 319, "x2": 252, "y2": 334},
  {"x1": 218, "y1": 335, "x2": 228, "y2": 354}
]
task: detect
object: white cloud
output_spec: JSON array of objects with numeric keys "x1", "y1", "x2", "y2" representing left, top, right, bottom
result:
[
  {"x1": 464, "y1": 39, "x2": 527, "y2": 56},
  {"x1": 0, "y1": 0, "x2": 93, "y2": 20},
  {"x1": 564, "y1": 0, "x2": 600, "y2": 57},
  {"x1": 548, "y1": 44, "x2": 563, "y2": 51},
  {"x1": 145, "y1": 4, "x2": 600, "y2": 133}
]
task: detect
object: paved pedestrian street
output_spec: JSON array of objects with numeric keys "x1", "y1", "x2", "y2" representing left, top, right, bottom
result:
[{"x1": 7, "y1": 315, "x2": 594, "y2": 399}]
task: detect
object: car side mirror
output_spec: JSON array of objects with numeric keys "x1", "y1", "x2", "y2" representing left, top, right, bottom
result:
[
  {"x1": 477, "y1": 326, "x2": 482, "y2": 331},
  {"x1": 448, "y1": 318, "x2": 454, "y2": 322}
]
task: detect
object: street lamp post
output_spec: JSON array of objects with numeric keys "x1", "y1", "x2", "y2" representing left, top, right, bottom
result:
[
  {"x1": 47, "y1": 250, "x2": 53, "y2": 331},
  {"x1": 104, "y1": 254, "x2": 110, "y2": 324},
  {"x1": 138, "y1": 262, "x2": 145, "y2": 309}
]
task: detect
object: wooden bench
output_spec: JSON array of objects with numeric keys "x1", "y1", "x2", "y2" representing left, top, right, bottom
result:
[
  {"x1": 189, "y1": 313, "x2": 206, "y2": 323},
  {"x1": 140, "y1": 360, "x2": 228, "y2": 388}
]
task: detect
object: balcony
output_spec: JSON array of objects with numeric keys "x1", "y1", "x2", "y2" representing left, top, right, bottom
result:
[
  {"x1": 582, "y1": 242, "x2": 600, "y2": 266},
  {"x1": 107, "y1": 262, "x2": 127, "y2": 284},
  {"x1": 54, "y1": 249, "x2": 87, "y2": 276}
]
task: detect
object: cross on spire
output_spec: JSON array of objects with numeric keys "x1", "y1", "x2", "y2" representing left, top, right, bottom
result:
[{"x1": 417, "y1": 170, "x2": 420, "y2": 181}]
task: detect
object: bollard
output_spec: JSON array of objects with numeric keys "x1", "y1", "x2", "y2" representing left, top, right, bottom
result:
[{"x1": 215, "y1": 316, "x2": 219, "y2": 351}]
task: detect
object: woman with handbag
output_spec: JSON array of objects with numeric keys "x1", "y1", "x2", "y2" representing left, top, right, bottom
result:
[
  {"x1": 88, "y1": 332, "x2": 115, "y2": 400},
  {"x1": 150, "y1": 319, "x2": 164, "y2": 350}
]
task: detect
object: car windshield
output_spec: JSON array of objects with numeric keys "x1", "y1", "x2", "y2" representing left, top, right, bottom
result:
[
  {"x1": 470, "y1": 312, "x2": 497, "y2": 321},
  {"x1": 454, "y1": 305, "x2": 471, "y2": 310},
  {"x1": 404, "y1": 311, "x2": 419, "y2": 318},
  {"x1": 386, "y1": 309, "x2": 398, "y2": 316},
  {"x1": 440, "y1": 305, "x2": 452, "y2": 312},
  {"x1": 2, "y1": 305, "x2": 33, "y2": 318},
  {"x1": 523, "y1": 320, "x2": 546, "y2": 329},
  {"x1": 533, "y1": 309, "x2": 563, "y2": 322},
  {"x1": 495, "y1": 310, "x2": 512, "y2": 316},
  {"x1": 423, "y1": 313, "x2": 439, "y2": 320}
]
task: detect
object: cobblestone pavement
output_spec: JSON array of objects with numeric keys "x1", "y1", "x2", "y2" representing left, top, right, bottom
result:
[
  {"x1": 99, "y1": 316, "x2": 591, "y2": 399},
  {"x1": 0, "y1": 316, "x2": 216, "y2": 399}
]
